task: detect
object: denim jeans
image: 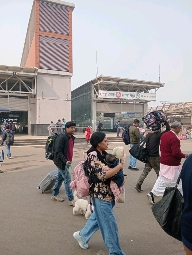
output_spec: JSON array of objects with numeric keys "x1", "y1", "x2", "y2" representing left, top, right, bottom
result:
[
  {"x1": 52, "y1": 166, "x2": 74, "y2": 201},
  {"x1": 3, "y1": 142, "x2": 11, "y2": 158},
  {"x1": 129, "y1": 144, "x2": 137, "y2": 168},
  {"x1": 80, "y1": 198, "x2": 126, "y2": 255}
]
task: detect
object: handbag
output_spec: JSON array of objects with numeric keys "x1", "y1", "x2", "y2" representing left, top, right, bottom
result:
[
  {"x1": 151, "y1": 173, "x2": 184, "y2": 241},
  {"x1": 129, "y1": 137, "x2": 148, "y2": 163}
]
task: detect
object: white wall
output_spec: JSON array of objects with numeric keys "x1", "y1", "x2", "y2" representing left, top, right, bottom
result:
[{"x1": 33, "y1": 72, "x2": 72, "y2": 124}]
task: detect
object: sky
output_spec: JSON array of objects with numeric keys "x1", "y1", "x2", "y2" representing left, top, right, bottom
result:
[{"x1": 0, "y1": 0, "x2": 191, "y2": 106}]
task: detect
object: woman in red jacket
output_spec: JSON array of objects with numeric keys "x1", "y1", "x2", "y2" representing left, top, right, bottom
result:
[
  {"x1": 85, "y1": 126, "x2": 92, "y2": 144},
  {"x1": 147, "y1": 122, "x2": 189, "y2": 204}
]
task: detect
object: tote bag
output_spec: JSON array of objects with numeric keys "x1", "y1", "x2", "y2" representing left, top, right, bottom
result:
[
  {"x1": 129, "y1": 138, "x2": 148, "y2": 163},
  {"x1": 151, "y1": 173, "x2": 183, "y2": 241}
]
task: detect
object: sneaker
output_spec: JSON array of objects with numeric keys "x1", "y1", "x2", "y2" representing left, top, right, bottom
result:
[
  {"x1": 69, "y1": 200, "x2": 75, "y2": 206},
  {"x1": 51, "y1": 195, "x2": 64, "y2": 202},
  {"x1": 0, "y1": 170, "x2": 4, "y2": 173},
  {"x1": 130, "y1": 167, "x2": 139, "y2": 171},
  {"x1": 73, "y1": 231, "x2": 88, "y2": 249},
  {"x1": 128, "y1": 166, "x2": 132, "y2": 169},
  {"x1": 135, "y1": 184, "x2": 143, "y2": 192},
  {"x1": 147, "y1": 192, "x2": 155, "y2": 205}
]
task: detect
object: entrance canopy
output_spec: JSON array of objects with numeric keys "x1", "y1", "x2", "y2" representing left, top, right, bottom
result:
[
  {"x1": 0, "y1": 65, "x2": 38, "y2": 95},
  {"x1": 91, "y1": 75, "x2": 164, "y2": 103}
]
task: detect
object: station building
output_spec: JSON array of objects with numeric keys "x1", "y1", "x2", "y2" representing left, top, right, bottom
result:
[
  {"x1": 72, "y1": 75, "x2": 164, "y2": 131},
  {"x1": 0, "y1": 0, "x2": 75, "y2": 135}
]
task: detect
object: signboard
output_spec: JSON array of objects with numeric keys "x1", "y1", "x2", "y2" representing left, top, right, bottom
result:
[
  {"x1": 0, "y1": 108, "x2": 10, "y2": 113},
  {"x1": 98, "y1": 90, "x2": 156, "y2": 101}
]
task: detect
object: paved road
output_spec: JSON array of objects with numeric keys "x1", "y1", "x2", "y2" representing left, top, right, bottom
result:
[{"x1": 0, "y1": 140, "x2": 191, "y2": 255}]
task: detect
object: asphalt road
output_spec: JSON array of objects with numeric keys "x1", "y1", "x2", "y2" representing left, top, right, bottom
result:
[{"x1": 0, "y1": 140, "x2": 191, "y2": 255}]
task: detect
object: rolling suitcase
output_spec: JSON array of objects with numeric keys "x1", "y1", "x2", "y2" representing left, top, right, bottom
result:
[{"x1": 37, "y1": 170, "x2": 58, "y2": 193}]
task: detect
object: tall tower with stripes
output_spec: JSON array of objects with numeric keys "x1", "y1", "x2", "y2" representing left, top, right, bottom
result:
[
  {"x1": 20, "y1": 0, "x2": 75, "y2": 127},
  {"x1": 21, "y1": 0, "x2": 74, "y2": 73}
]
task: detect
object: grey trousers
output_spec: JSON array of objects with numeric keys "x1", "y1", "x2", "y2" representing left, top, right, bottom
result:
[{"x1": 137, "y1": 156, "x2": 160, "y2": 186}]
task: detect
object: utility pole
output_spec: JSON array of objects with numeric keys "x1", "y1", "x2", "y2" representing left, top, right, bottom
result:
[{"x1": 96, "y1": 51, "x2": 98, "y2": 78}]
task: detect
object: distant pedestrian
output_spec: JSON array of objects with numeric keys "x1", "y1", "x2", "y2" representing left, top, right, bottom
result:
[
  {"x1": 56, "y1": 119, "x2": 62, "y2": 134},
  {"x1": 128, "y1": 119, "x2": 141, "y2": 171},
  {"x1": 97, "y1": 121, "x2": 103, "y2": 131},
  {"x1": 1, "y1": 124, "x2": 5, "y2": 134},
  {"x1": 1, "y1": 125, "x2": 14, "y2": 159},
  {"x1": 147, "y1": 122, "x2": 189, "y2": 204},
  {"x1": 48, "y1": 121, "x2": 55, "y2": 136},
  {"x1": 115, "y1": 121, "x2": 121, "y2": 137},
  {"x1": 62, "y1": 118, "x2": 66, "y2": 133},
  {"x1": 85, "y1": 126, "x2": 91, "y2": 144}
]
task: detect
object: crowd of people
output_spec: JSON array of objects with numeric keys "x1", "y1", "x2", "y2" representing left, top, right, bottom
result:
[
  {"x1": 47, "y1": 118, "x2": 67, "y2": 136},
  {"x1": 46, "y1": 113, "x2": 192, "y2": 254},
  {"x1": 126, "y1": 117, "x2": 191, "y2": 255}
]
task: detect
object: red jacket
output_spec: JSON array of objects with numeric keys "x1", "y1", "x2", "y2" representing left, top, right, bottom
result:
[
  {"x1": 85, "y1": 127, "x2": 91, "y2": 140},
  {"x1": 160, "y1": 131, "x2": 185, "y2": 166}
]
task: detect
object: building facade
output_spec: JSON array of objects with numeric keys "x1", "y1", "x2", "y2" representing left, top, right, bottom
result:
[
  {"x1": 0, "y1": 0, "x2": 75, "y2": 135},
  {"x1": 72, "y1": 76, "x2": 164, "y2": 131}
]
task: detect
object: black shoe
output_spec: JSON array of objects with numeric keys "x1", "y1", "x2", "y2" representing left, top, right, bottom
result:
[
  {"x1": 130, "y1": 167, "x2": 139, "y2": 171},
  {"x1": 135, "y1": 184, "x2": 143, "y2": 192},
  {"x1": 128, "y1": 166, "x2": 132, "y2": 169}
]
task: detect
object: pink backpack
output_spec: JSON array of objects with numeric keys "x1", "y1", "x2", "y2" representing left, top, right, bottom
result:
[{"x1": 70, "y1": 160, "x2": 90, "y2": 198}]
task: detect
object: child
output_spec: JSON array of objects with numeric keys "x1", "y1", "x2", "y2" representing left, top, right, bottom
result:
[{"x1": 102, "y1": 153, "x2": 125, "y2": 202}]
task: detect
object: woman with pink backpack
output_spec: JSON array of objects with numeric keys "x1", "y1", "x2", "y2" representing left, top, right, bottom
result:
[{"x1": 73, "y1": 132, "x2": 126, "y2": 255}]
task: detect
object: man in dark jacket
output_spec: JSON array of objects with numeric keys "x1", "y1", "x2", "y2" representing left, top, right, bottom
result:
[
  {"x1": 128, "y1": 119, "x2": 142, "y2": 170},
  {"x1": 51, "y1": 121, "x2": 76, "y2": 206},
  {"x1": 135, "y1": 119, "x2": 170, "y2": 192}
]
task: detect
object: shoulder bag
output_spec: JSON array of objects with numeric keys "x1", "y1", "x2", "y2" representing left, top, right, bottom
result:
[{"x1": 129, "y1": 137, "x2": 148, "y2": 163}]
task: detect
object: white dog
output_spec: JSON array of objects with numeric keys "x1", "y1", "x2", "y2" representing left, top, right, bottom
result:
[{"x1": 73, "y1": 190, "x2": 94, "y2": 219}]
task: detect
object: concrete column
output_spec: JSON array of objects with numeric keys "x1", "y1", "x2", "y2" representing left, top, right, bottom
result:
[
  {"x1": 91, "y1": 84, "x2": 97, "y2": 131},
  {"x1": 28, "y1": 95, "x2": 31, "y2": 135}
]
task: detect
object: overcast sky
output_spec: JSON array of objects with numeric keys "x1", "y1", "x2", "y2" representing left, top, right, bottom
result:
[{"x1": 0, "y1": 0, "x2": 191, "y2": 106}]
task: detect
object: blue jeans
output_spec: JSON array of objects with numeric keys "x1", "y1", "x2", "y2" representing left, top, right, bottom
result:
[
  {"x1": 3, "y1": 142, "x2": 11, "y2": 157},
  {"x1": 80, "y1": 198, "x2": 126, "y2": 255},
  {"x1": 52, "y1": 166, "x2": 74, "y2": 201},
  {"x1": 129, "y1": 144, "x2": 137, "y2": 168}
]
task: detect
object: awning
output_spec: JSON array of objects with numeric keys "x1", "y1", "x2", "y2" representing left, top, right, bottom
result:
[{"x1": 0, "y1": 108, "x2": 10, "y2": 113}]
